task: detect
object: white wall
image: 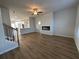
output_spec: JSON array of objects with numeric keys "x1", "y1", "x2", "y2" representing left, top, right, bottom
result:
[
  {"x1": 1, "y1": 7, "x2": 11, "y2": 26},
  {"x1": 35, "y1": 13, "x2": 54, "y2": 35},
  {"x1": 0, "y1": 8, "x2": 5, "y2": 40},
  {"x1": 0, "y1": 8, "x2": 6, "y2": 54},
  {"x1": 74, "y1": 5, "x2": 79, "y2": 52},
  {"x1": 29, "y1": 17, "x2": 36, "y2": 32},
  {"x1": 54, "y1": 7, "x2": 77, "y2": 38},
  {"x1": 0, "y1": 8, "x2": 6, "y2": 52}
]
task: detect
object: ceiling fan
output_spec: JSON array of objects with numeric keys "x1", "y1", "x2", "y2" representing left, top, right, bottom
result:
[
  {"x1": 26, "y1": 8, "x2": 43, "y2": 16},
  {"x1": 32, "y1": 8, "x2": 43, "y2": 15}
]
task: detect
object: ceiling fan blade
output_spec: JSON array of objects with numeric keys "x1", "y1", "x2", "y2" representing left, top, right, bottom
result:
[{"x1": 38, "y1": 11, "x2": 43, "y2": 13}]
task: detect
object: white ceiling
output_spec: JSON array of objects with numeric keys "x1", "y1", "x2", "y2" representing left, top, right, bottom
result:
[{"x1": 0, "y1": 0, "x2": 79, "y2": 14}]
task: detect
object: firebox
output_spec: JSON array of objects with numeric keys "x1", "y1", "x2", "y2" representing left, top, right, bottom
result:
[{"x1": 42, "y1": 26, "x2": 50, "y2": 31}]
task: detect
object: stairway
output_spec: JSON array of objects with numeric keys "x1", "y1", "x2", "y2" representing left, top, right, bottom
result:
[{"x1": 0, "y1": 23, "x2": 20, "y2": 55}]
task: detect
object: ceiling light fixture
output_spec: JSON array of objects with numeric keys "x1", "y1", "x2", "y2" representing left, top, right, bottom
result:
[
  {"x1": 33, "y1": 8, "x2": 38, "y2": 15},
  {"x1": 32, "y1": 8, "x2": 43, "y2": 15}
]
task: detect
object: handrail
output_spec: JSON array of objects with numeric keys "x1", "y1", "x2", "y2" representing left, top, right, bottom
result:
[
  {"x1": 3, "y1": 23, "x2": 20, "y2": 46},
  {"x1": 3, "y1": 23, "x2": 17, "y2": 30}
]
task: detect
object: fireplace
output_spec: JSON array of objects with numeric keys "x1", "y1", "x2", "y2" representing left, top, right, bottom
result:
[{"x1": 42, "y1": 26, "x2": 50, "y2": 31}]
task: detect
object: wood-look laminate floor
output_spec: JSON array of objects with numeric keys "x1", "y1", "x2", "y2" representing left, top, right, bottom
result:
[{"x1": 0, "y1": 32, "x2": 79, "y2": 59}]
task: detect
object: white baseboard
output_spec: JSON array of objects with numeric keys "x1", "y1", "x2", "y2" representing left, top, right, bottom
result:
[{"x1": 54, "y1": 34, "x2": 74, "y2": 38}]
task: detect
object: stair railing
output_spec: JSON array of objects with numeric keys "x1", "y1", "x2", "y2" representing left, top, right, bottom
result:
[{"x1": 3, "y1": 23, "x2": 20, "y2": 46}]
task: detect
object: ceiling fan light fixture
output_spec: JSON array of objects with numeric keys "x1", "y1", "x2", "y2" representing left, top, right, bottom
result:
[
  {"x1": 33, "y1": 8, "x2": 38, "y2": 15},
  {"x1": 34, "y1": 10, "x2": 38, "y2": 15}
]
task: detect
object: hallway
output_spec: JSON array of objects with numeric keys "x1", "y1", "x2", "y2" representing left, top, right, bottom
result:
[{"x1": 0, "y1": 33, "x2": 79, "y2": 59}]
